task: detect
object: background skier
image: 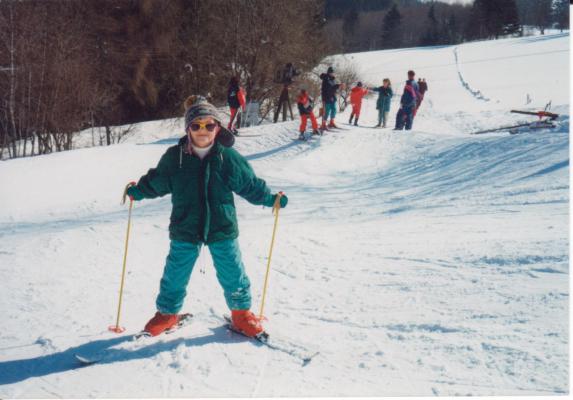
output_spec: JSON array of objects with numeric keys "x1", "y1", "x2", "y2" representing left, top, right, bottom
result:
[
  {"x1": 126, "y1": 95, "x2": 288, "y2": 338},
  {"x1": 372, "y1": 78, "x2": 393, "y2": 128},
  {"x1": 297, "y1": 88, "x2": 320, "y2": 140},
  {"x1": 227, "y1": 77, "x2": 246, "y2": 134},
  {"x1": 348, "y1": 82, "x2": 369, "y2": 126},
  {"x1": 319, "y1": 66, "x2": 342, "y2": 129}
]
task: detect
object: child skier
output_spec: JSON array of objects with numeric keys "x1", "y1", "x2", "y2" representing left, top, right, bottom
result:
[
  {"x1": 319, "y1": 66, "x2": 342, "y2": 130},
  {"x1": 296, "y1": 88, "x2": 320, "y2": 140},
  {"x1": 126, "y1": 95, "x2": 288, "y2": 338},
  {"x1": 348, "y1": 82, "x2": 369, "y2": 126},
  {"x1": 372, "y1": 79, "x2": 393, "y2": 128},
  {"x1": 227, "y1": 76, "x2": 246, "y2": 134}
]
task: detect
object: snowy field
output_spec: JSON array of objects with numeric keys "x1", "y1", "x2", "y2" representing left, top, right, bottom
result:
[{"x1": 0, "y1": 32, "x2": 569, "y2": 397}]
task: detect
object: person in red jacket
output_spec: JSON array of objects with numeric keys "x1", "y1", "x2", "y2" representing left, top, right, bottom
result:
[
  {"x1": 296, "y1": 89, "x2": 320, "y2": 140},
  {"x1": 227, "y1": 76, "x2": 246, "y2": 134},
  {"x1": 349, "y1": 82, "x2": 370, "y2": 126}
]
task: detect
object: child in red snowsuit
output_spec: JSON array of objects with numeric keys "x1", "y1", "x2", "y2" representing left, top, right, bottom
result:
[
  {"x1": 349, "y1": 82, "x2": 369, "y2": 126},
  {"x1": 227, "y1": 76, "x2": 246, "y2": 133},
  {"x1": 297, "y1": 89, "x2": 320, "y2": 140}
]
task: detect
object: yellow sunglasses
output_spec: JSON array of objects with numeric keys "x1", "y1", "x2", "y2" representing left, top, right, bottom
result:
[{"x1": 189, "y1": 121, "x2": 218, "y2": 132}]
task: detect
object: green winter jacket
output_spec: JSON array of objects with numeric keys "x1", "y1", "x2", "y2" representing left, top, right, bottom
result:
[
  {"x1": 374, "y1": 86, "x2": 393, "y2": 112},
  {"x1": 132, "y1": 137, "x2": 274, "y2": 244}
]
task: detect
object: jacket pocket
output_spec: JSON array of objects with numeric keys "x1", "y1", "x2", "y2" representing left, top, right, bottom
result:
[
  {"x1": 216, "y1": 204, "x2": 237, "y2": 232},
  {"x1": 170, "y1": 205, "x2": 187, "y2": 225}
]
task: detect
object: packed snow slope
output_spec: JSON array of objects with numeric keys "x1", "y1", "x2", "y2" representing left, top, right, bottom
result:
[{"x1": 0, "y1": 33, "x2": 569, "y2": 397}]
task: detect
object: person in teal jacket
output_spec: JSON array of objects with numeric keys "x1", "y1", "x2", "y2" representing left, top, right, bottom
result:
[
  {"x1": 372, "y1": 78, "x2": 393, "y2": 128},
  {"x1": 126, "y1": 95, "x2": 288, "y2": 338}
]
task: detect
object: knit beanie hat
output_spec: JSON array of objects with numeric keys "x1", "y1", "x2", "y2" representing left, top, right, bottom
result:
[
  {"x1": 183, "y1": 95, "x2": 234, "y2": 147},
  {"x1": 184, "y1": 95, "x2": 223, "y2": 129}
]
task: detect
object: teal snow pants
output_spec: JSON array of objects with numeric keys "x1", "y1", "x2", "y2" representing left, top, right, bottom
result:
[
  {"x1": 324, "y1": 100, "x2": 337, "y2": 121},
  {"x1": 156, "y1": 239, "x2": 252, "y2": 314}
]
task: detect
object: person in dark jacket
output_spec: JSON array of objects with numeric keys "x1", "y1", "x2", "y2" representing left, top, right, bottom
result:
[
  {"x1": 319, "y1": 66, "x2": 342, "y2": 129},
  {"x1": 394, "y1": 80, "x2": 417, "y2": 130},
  {"x1": 372, "y1": 78, "x2": 393, "y2": 128},
  {"x1": 126, "y1": 95, "x2": 288, "y2": 338},
  {"x1": 227, "y1": 77, "x2": 246, "y2": 133},
  {"x1": 407, "y1": 70, "x2": 420, "y2": 94}
]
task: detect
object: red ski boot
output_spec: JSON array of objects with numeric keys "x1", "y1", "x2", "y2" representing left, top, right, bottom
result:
[
  {"x1": 143, "y1": 312, "x2": 180, "y2": 336},
  {"x1": 231, "y1": 310, "x2": 264, "y2": 337}
]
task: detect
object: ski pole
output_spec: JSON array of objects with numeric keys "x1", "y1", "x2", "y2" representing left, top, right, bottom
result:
[
  {"x1": 258, "y1": 192, "x2": 283, "y2": 320},
  {"x1": 109, "y1": 182, "x2": 136, "y2": 333}
]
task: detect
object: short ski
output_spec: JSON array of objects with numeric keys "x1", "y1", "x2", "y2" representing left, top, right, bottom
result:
[
  {"x1": 223, "y1": 315, "x2": 319, "y2": 366},
  {"x1": 471, "y1": 120, "x2": 556, "y2": 135},
  {"x1": 510, "y1": 109, "x2": 559, "y2": 120},
  {"x1": 75, "y1": 313, "x2": 194, "y2": 365}
]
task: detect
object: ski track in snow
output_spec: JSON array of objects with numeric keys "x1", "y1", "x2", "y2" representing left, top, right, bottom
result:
[
  {"x1": 0, "y1": 33, "x2": 569, "y2": 397},
  {"x1": 454, "y1": 46, "x2": 491, "y2": 102}
]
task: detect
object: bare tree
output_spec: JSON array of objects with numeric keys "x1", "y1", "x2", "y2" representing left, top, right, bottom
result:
[{"x1": 1, "y1": 0, "x2": 330, "y2": 158}]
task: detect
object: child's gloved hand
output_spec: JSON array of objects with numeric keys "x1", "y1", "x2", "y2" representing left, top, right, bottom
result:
[
  {"x1": 126, "y1": 185, "x2": 144, "y2": 201},
  {"x1": 265, "y1": 193, "x2": 288, "y2": 208},
  {"x1": 276, "y1": 193, "x2": 288, "y2": 208}
]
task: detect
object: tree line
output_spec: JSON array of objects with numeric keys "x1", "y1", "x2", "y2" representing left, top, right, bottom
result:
[
  {"x1": 326, "y1": 0, "x2": 569, "y2": 52},
  {"x1": 0, "y1": 0, "x2": 328, "y2": 159}
]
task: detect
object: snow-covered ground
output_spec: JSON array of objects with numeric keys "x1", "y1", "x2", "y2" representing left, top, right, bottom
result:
[{"x1": 0, "y1": 32, "x2": 569, "y2": 397}]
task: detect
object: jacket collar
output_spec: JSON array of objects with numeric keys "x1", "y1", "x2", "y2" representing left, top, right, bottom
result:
[
  {"x1": 179, "y1": 135, "x2": 221, "y2": 154},
  {"x1": 178, "y1": 135, "x2": 222, "y2": 168}
]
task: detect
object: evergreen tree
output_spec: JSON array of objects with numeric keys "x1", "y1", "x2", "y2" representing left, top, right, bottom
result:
[
  {"x1": 381, "y1": 3, "x2": 402, "y2": 49},
  {"x1": 421, "y1": 3, "x2": 441, "y2": 46},
  {"x1": 533, "y1": 0, "x2": 552, "y2": 34},
  {"x1": 467, "y1": 0, "x2": 520, "y2": 40},
  {"x1": 466, "y1": 0, "x2": 488, "y2": 39},
  {"x1": 515, "y1": 0, "x2": 535, "y2": 27},
  {"x1": 342, "y1": 8, "x2": 360, "y2": 51},
  {"x1": 553, "y1": 0, "x2": 570, "y2": 32},
  {"x1": 500, "y1": 0, "x2": 521, "y2": 36},
  {"x1": 444, "y1": 13, "x2": 459, "y2": 44}
]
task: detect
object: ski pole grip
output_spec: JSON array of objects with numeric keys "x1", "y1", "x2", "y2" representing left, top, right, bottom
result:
[
  {"x1": 122, "y1": 181, "x2": 137, "y2": 205},
  {"x1": 272, "y1": 192, "x2": 284, "y2": 213}
]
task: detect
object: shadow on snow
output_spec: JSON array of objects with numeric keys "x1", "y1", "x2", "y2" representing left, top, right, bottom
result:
[{"x1": 0, "y1": 325, "x2": 251, "y2": 385}]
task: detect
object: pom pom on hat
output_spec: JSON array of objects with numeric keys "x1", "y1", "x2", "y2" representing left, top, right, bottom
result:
[{"x1": 183, "y1": 95, "x2": 198, "y2": 111}]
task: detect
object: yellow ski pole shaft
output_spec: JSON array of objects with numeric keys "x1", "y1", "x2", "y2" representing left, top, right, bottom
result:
[
  {"x1": 258, "y1": 193, "x2": 283, "y2": 320},
  {"x1": 109, "y1": 183, "x2": 136, "y2": 333}
]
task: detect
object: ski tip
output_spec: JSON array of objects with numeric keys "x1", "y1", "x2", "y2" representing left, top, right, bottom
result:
[
  {"x1": 302, "y1": 351, "x2": 320, "y2": 366},
  {"x1": 133, "y1": 331, "x2": 153, "y2": 340},
  {"x1": 255, "y1": 331, "x2": 270, "y2": 342}
]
